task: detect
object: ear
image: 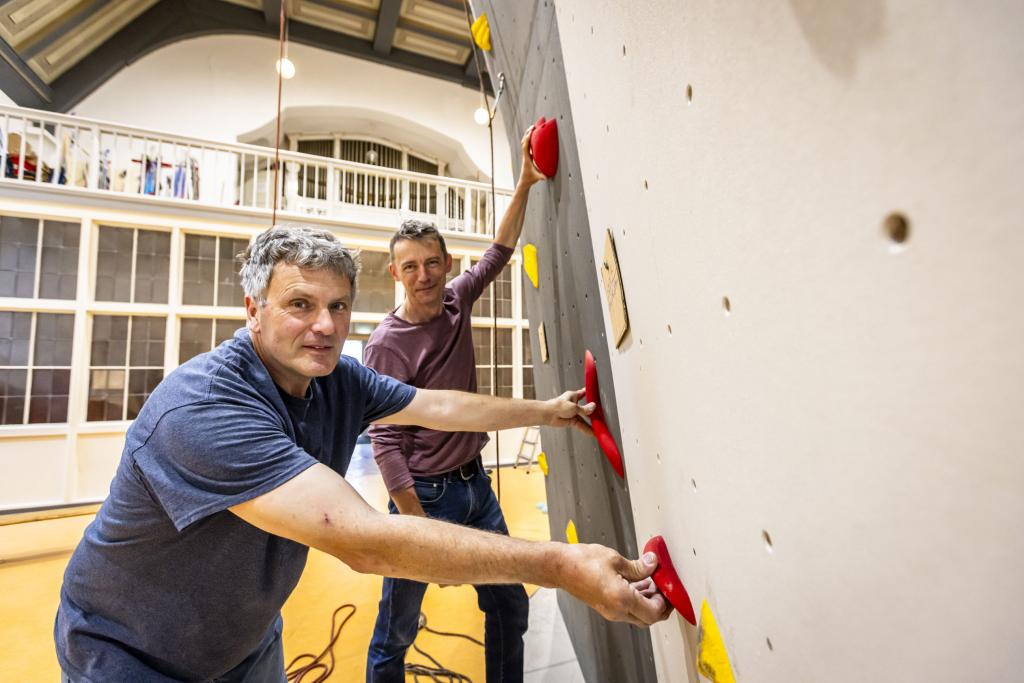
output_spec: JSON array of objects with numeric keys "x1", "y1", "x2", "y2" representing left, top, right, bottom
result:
[
  {"x1": 444, "y1": 253, "x2": 453, "y2": 273},
  {"x1": 245, "y1": 295, "x2": 262, "y2": 333},
  {"x1": 388, "y1": 261, "x2": 400, "y2": 283}
]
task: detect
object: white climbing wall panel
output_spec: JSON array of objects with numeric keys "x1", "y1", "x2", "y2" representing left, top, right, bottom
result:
[{"x1": 551, "y1": 1, "x2": 1024, "y2": 681}]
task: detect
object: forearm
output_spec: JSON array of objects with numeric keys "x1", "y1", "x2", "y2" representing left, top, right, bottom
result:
[
  {"x1": 493, "y1": 182, "x2": 532, "y2": 248},
  {"x1": 417, "y1": 390, "x2": 549, "y2": 432},
  {"x1": 337, "y1": 511, "x2": 566, "y2": 587},
  {"x1": 390, "y1": 486, "x2": 425, "y2": 516}
]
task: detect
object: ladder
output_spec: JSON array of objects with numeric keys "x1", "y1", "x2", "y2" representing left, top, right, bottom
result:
[{"x1": 514, "y1": 426, "x2": 541, "y2": 470}]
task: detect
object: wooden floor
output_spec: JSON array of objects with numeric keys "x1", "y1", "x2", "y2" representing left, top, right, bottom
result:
[{"x1": 0, "y1": 460, "x2": 551, "y2": 681}]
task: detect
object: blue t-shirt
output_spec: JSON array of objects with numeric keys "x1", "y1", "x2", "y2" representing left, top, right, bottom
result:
[{"x1": 55, "y1": 329, "x2": 416, "y2": 682}]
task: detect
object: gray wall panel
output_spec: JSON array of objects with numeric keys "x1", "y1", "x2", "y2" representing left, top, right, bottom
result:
[{"x1": 475, "y1": 1, "x2": 657, "y2": 681}]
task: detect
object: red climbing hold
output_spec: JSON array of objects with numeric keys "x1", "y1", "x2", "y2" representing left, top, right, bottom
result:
[
  {"x1": 584, "y1": 350, "x2": 624, "y2": 478},
  {"x1": 530, "y1": 116, "x2": 559, "y2": 177},
  {"x1": 643, "y1": 535, "x2": 697, "y2": 625}
]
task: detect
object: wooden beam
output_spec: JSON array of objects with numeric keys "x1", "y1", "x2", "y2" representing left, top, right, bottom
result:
[
  {"x1": 373, "y1": 0, "x2": 401, "y2": 55},
  {"x1": 0, "y1": 36, "x2": 52, "y2": 107}
]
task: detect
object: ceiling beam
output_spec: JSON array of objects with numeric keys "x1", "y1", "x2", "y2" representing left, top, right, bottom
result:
[
  {"x1": 20, "y1": 0, "x2": 108, "y2": 60},
  {"x1": 0, "y1": 36, "x2": 52, "y2": 108},
  {"x1": 263, "y1": 0, "x2": 281, "y2": 28},
  {"x1": 41, "y1": 0, "x2": 487, "y2": 113},
  {"x1": 373, "y1": 0, "x2": 401, "y2": 55}
]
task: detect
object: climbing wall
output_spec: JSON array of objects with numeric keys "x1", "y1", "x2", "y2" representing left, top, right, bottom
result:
[
  {"x1": 475, "y1": 2, "x2": 657, "y2": 682},
  {"x1": 478, "y1": 0, "x2": 1024, "y2": 681}
]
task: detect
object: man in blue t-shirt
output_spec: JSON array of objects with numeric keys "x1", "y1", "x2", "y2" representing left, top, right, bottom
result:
[{"x1": 55, "y1": 227, "x2": 670, "y2": 682}]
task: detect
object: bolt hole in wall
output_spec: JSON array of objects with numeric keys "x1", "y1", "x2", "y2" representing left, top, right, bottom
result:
[
  {"x1": 686, "y1": 84, "x2": 693, "y2": 103},
  {"x1": 883, "y1": 212, "x2": 910, "y2": 247},
  {"x1": 691, "y1": 478, "x2": 697, "y2": 491},
  {"x1": 766, "y1": 637, "x2": 774, "y2": 652},
  {"x1": 722, "y1": 296, "x2": 732, "y2": 315},
  {"x1": 762, "y1": 529, "x2": 774, "y2": 553},
  {"x1": 667, "y1": 324, "x2": 672, "y2": 335}
]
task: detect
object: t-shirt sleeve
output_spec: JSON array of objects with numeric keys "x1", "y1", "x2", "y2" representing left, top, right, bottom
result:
[
  {"x1": 363, "y1": 344, "x2": 418, "y2": 493},
  {"x1": 132, "y1": 401, "x2": 317, "y2": 531},
  {"x1": 354, "y1": 356, "x2": 417, "y2": 429},
  {"x1": 449, "y1": 243, "x2": 514, "y2": 310}
]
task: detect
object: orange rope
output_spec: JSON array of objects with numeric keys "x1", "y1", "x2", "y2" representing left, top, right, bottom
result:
[{"x1": 271, "y1": 2, "x2": 286, "y2": 226}]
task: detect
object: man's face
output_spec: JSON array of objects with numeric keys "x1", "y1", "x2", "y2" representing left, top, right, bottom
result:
[
  {"x1": 390, "y1": 237, "x2": 453, "y2": 311},
  {"x1": 246, "y1": 263, "x2": 352, "y2": 394}
]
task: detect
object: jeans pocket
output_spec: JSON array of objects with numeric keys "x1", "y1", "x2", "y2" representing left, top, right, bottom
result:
[{"x1": 413, "y1": 478, "x2": 446, "y2": 505}]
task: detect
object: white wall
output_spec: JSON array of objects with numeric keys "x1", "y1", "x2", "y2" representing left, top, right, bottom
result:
[
  {"x1": 73, "y1": 35, "x2": 513, "y2": 186},
  {"x1": 551, "y1": 1, "x2": 1024, "y2": 682},
  {"x1": 0, "y1": 88, "x2": 14, "y2": 106}
]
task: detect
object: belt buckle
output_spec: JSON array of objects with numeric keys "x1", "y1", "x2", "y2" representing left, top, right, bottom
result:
[{"x1": 460, "y1": 462, "x2": 474, "y2": 480}]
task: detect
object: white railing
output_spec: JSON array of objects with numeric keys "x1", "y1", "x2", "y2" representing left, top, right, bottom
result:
[{"x1": 0, "y1": 105, "x2": 511, "y2": 235}]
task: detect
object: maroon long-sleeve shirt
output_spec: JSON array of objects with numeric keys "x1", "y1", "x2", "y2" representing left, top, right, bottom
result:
[{"x1": 365, "y1": 243, "x2": 514, "y2": 493}]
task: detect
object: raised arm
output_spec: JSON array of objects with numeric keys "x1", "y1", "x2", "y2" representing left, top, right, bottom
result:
[
  {"x1": 375, "y1": 387, "x2": 594, "y2": 436},
  {"x1": 230, "y1": 462, "x2": 670, "y2": 626},
  {"x1": 493, "y1": 127, "x2": 548, "y2": 249}
]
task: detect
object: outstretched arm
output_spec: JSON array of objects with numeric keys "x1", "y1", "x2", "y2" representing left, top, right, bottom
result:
[
  {"x1": 375, "y1": 387, "x2": 594, "y2": 436},
  {"x1": 230, "y1": 463, "x2": 670, "y2": 626},
  {"x1": 493, "y1": 127, "x2": 548, "y2": 249}
]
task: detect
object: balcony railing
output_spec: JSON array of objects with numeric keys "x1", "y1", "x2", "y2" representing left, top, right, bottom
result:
[{"x1": 0, "y1": 105, "x2": 511, "y2": 235}]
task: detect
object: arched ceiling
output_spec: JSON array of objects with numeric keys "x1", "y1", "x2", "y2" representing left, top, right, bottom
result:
[{"x1": 0, "y1": 0, "x2": 490, "y2": 112}]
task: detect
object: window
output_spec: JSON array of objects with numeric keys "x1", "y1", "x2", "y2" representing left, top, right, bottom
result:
[
  {"x1": 88, "y1": 315, "x2": 165, "y2": 421},
  {"x1": 0, "y1": 311, "x2": 74, "y2": 424},
  {"x1": 495, "y1": 328, "x2": 513, "y2": 397},
  {"x1": 522, "y1": 328, "x2": 534, "y2": 400},
  {"x1": 357, "y1": 251, "x2": 395, "y2": 314},
  {"x1": 472, "y1": 326, "x2": 514, "y2": 397},
  {"x1": 471, "y1": 262, "x2": 512, "y2": 319},
  {"x1": 95, "y1": 226, "x2": 170, "y2": 303},
  {"x1": 179, "y1": 318, "x2": 242, "y2": 364},
  {"x1": 495, "y1": 265, "x2": 513, "y2": 318},
  {"x1": 472, "y1": 326, "x2": 492, "y2": 395},
  {"x1": 181, "y1": 234, "x2": 248, "y2": 306},
  {"x1": 0, "y1": 215, "x2": 79, "y2": 299}
]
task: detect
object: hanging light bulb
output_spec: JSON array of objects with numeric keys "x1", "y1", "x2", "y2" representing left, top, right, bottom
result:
[
  {"x1": 474, "y1": 106, "x2": 489, "y2": 126},
  {"x1": 365, "y1": 148, "x2": 379, "y2": 164},
  {"x1": 276, "y1": 57, "x2": 295, "y2": 79}
]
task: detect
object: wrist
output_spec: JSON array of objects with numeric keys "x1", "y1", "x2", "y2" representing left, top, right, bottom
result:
[{"x1": 537, "y1": 541, "x2": 570, "y2": 589}]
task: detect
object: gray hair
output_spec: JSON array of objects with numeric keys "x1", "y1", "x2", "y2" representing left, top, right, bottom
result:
[
  {"x1": 389, "y1": 219, "x2": 448, "y2": 260},
  {"x1": 239, "y1": 227, "x2": 360, "y2": 302}
]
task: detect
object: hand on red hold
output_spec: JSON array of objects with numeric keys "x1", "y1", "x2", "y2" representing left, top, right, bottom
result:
[
  {"x1": 559, "y1": 546, "x2": 672, "y2": 627},
  {"x1": 520, "y1": 125, "x2": 548, "y2": 187},
  {"x1": 544, "y1": 388, "x2": 595, "y2": 436}
]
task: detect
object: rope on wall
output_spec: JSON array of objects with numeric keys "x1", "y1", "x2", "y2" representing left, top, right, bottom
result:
[
  {"x1": 462, "y1": 0, "x2": 504, "y2": 501},
  {"x1": 271, "y1": 0, "x2": 286, "y2": 226}
]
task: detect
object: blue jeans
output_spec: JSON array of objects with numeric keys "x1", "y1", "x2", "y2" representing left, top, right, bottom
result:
[{"x1": 366, "y1": 460, "x2": 529, "y2": 683}]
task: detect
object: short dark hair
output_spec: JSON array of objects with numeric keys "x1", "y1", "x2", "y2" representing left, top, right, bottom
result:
[
  {"x1": 389, "y1": 219, "x2": 448, "y2": 261},
  {"x1": 240, "y1": 226, "x2": 359, "y2": 303}
]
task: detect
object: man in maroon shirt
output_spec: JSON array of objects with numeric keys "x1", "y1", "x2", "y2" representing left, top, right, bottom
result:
[{"x1": 364, "y1": 130, "x2": 548, "y2": 682}]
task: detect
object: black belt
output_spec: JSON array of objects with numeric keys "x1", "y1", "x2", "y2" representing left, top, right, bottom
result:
[{"x1": 415, "y1": 457, "x2": 483, "y2": 483}]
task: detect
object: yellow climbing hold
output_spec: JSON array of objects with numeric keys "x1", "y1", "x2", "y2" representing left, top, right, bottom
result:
[
  {"x1": 471, "y1": 13, "x2": 492, "y2": 52},
  {"x1": 696, "y1": 600, "x2": 736, "y2": 683},
  {"x1": 523, "y1": 243, "x2": 539, "y2": 288},
  {"x1": 537, "y1": 451, "x2": 548, "y2": 476},
  {"x1": 565, "y1": 519, "x2": 578, "y2": 544}
]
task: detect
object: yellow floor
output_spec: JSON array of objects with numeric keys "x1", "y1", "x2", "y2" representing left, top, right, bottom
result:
[{"x1": 0, "y1": 464, "x2": 549, "y2": 681}]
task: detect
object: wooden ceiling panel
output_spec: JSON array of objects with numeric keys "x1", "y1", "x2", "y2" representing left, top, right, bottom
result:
[
  {"x1": 393, "y1": 25, "x2": 468, "y2": 64},
  {"x1": 0, "y1": 0, "x2": 86, "y2": 50},
  {"x1": 289, "y1": 0, "x2": 376, "y2": 40},
  {"x1": 28, "y1": 0, "x2": 159, "y2": 82},
  {"x1": 399, "y1": 0, "x2": 466, "y2": 39}
]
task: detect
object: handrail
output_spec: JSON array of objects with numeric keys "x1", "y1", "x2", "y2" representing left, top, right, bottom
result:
[{"x1": 0, "y1": 104, "x2": 512, "y2": 235}]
